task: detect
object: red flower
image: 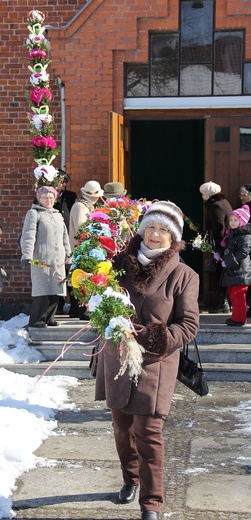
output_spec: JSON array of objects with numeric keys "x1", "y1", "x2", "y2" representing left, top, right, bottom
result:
[
  {"x1": 90, "y1": 274, "x2": 108, "y2": 286},
  {"x1": 81, "y1": 286, "x2": 87, "y2": 296},
  {"x1": 99, "y1": 236, "x2": 116, "y2": 255}
]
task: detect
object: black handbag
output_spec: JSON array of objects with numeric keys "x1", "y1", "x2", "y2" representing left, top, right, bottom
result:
[{"x1": 177, "y1": 338, "x2": 209, "y2": 397}]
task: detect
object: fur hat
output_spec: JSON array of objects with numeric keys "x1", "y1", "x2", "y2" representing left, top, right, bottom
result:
[
  {"x1": 138, "y1": 201, "x2": 184, "y2": 242},
  {"x1": 80, "y1": 181, "x2": 104, "y2": 201},
  {"x1": 103, "y1": 182, "x2": 127, "y2": 198},
  {"x1": 199, "y1": 181, "x2": 221, "y2": 201},
  {"x1": 36, "y1": 186, "x2": 58, "y2": 199},
  {"x1": 231, "y1": 204, "x2": 250, "y2": 227}
]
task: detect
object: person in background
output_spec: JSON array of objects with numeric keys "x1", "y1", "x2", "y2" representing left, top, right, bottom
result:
[
  {"x1": 54, "y1": 170, "x2": 77, "y2": 314},
  {"x1": 238, "y1": 184, "x2": 251, "y2": 316},
  {"x1": 214, "y1": 204, "x2": 251, "y2": 326},
  {"x1": 95, "y1": 201, "x2": 200, "y2": 520},
  {"x1": 0, "y1": 225, "x2": 9, "y2": 294},
  {"x1": 239, "y1": 184, "x2": 251, "y2": 216},
  {"x1": 102, "y1": 181, "x2": 127, "y2": 201},
  {"x1": 54, "y1": 170, "x2": 77, "y2": 231},
  {"x1": 20, "y1": 186, "x2": 71, "y2": 328},
  {"x1": 69, "y1": 180, "x2": 104, "y2": 318},
  {"x1": 199, "y1": 181, "x2": 232, "y2": 313}
]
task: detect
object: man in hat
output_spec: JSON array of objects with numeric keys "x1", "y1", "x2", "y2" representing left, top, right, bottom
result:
[
  {"x1": 68, "y1": 180, "x2": 104, "y2": 319},
  {"x1": 103, "y1": 181, "x2": 127, "y2": 201},
  {"x1": 54, "y1": 170, "x2": 77, "y2": 231},
  {"x1": 54, "y1": 170, "x2": 77, "y2": 314}
]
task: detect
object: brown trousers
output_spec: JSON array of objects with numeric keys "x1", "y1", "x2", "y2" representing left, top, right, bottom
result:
[{"x1": 111, "y1": 409, "x2": 164, "y2": 512}]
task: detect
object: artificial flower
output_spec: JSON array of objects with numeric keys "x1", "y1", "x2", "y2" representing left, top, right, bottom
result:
[
  {"x1": 90, "y1": 274, "x2": 108, "y2": 286},
  {"x1": 88, "y1": 248, "x2": 107, "y2": 261},
  {"x1": 71, "y1": 269, "x2": 91, "y2": 288},
  {"x1": 96, "y1": 260, "x2": 112, "y2": 275}
]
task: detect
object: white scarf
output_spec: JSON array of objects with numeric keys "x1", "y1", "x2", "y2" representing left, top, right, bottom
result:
[{"x1": 137, "y1": 241, "x2": 170, "y2": 266}]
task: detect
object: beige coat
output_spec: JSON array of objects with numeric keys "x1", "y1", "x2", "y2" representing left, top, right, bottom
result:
[
  {"x1": 69, "y1": 198, "x2": 94, "y2": 250},
  {"x1": 95, "y1": 235, "x2": 200, "y2": 416}
]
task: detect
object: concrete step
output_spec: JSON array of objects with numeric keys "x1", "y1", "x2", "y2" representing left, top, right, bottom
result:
[
  {"x1": 198, "y1": 313, "x2": 251, "y2": 344},
  {"x1": 29, "y1": 319, "x2": 99, "y2": 342},
  {"x1": 1, "y1": 360, "x2": 91, "y2": 379},
  {"x1": 203, "y1": 363, "x2": 251, "y2": 382},
  {"x1": 31, "y1": 341, "x2": 96, "y2": 361},
  {"x1": 189, "y1": 343, "x2": 251, "y2": 364}
]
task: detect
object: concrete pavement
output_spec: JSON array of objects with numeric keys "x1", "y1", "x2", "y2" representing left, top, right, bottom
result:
[{"x1": 12, "y1": 378, "x2": 251, "y2": 520}]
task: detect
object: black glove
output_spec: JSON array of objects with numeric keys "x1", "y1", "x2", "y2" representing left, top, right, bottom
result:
[{"x1": 21, "y1": 259, "x2": 30, "y2": 268}]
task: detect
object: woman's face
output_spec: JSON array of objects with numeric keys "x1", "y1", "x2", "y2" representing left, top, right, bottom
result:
[
  {"x1": 39, "y1": 193, "x2": 56, "y2": 208},
  {"x1": 144, "y1": 223, "x2": 172, "y2": 249},
  {"x1": 239, "y1": 189, "x2": 251, "y2": 205}
]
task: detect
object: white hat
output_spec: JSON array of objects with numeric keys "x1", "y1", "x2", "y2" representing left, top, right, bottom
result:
[
  {"x1": 199, "y1": 181, "x2": 221, "y2": 201},
  {"x1": 138, "y1": 201, "x2": 184, "y2": 242},
  {"x1": 81, "y1": 181, "x2": 104, "y2": 201}
]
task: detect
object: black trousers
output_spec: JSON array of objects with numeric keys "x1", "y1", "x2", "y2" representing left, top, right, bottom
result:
[{"x1": 28, "y1": 295, "x2": 59, "y2": 326}]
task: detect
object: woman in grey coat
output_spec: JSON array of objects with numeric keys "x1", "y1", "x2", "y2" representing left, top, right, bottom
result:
[{"x1": 20, "y1": 186, "x2": 71, "y2": 328}]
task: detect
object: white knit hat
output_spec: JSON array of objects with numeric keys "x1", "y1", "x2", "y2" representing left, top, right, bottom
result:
[
  {"x1": 199, "y1": 181, "x2": 221, "y2": 200},
  {"x1": 138, "y1": 201, "x2": 184, "y2": 242}
]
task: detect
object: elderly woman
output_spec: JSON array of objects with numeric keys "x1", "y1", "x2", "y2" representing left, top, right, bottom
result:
[
  {"x1": 95, "y1": 201, "x2": 200, "y2": 520},
  {"x1": 20, "y1": 186, "x2": 71, "y2": 328}
]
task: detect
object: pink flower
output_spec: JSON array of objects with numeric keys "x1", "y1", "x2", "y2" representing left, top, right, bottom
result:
[
  {"x1": 29, "y1": 49, "x2": 47, "y2": 60},
  {"x1": 46, "y1": 136, "x2": 57, "y2": 149},
  {"x1": 30, "y1": 87, "x2": 52, "y2": 105},
  {"x1": 32, "y1": 136, "x2": 57, "y2": 149},
  {"x1": 30, "y1": 88, "x2": 43, "y2": 104},
  {"x1": 33, "y1": 136, "x2": 47, "y2": 147}
]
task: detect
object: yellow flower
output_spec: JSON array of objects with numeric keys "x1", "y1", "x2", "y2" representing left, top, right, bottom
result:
[
  {"x1": 71, "y1": 269, "x2": 90, "y2": 288},
  {"x1": 97, "y1": 261, "x2": 112, "y2": 275}
]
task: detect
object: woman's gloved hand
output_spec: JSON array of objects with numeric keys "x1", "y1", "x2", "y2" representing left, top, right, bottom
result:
[
  {"x1": 21, "y1": 259, "x2": 30, "y2": 268},
  {"x1": 213, "y1": 252, "x2": 221, "y2": 261},
  {"x1": 221, "y1": 260, "x2": 226, "y2": 268}
]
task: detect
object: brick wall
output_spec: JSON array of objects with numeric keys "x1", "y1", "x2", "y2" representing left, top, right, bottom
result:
[{"x1": 0, "y1": 0, "x2": 250, "y2": 304}]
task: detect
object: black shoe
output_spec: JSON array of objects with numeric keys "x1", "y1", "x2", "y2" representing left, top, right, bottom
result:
[
  {"x1": 225, "y1": 318, "x2": 245, "y2": 327},
  {"x1": 141, "y1": 512, "x2": 159, "y2": 520},
  {"x1": 247, "y1": 307, "x2": 251, "y2": 318},
  {"x1": 118, "y1": 484, "x2": 138, "y2": 504},
  {"x1": 47, "y1": 320, "x2": 59, "y2": 326},
  {"x1": 30, "y1": 321, "x2": 47, "y2": 328},
  {"x1": 208, "y1": 303, "x2": 230, "y2": 314}
]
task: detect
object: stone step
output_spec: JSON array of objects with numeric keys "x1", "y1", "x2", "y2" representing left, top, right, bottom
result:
[
  {"x1": 1, "y1": 360, "x2": 91, "y2": 379},
  {"x1": 32, "y1": 341, "x2": 251, "y2": 364},
  {"x1": 203, "y1": 363, "x2": 251, "y2": 382},
  {"x1": 30, "y1": 341, "x2": 96, "y2": 361},
  {"x1": 2, "y1": 360, "x2": 251, "y2": 382},
  {"x1": 189, "y1": 343, "x2": 251, "y2": 364}
]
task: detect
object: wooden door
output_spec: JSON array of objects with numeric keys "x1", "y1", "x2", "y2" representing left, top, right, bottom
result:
[
  {"x1": 205, "y1": 116, "x2": 251, "y2": 209},
  {"x1": 109, "y1": 111, "x2": 129, "y2": 187}
]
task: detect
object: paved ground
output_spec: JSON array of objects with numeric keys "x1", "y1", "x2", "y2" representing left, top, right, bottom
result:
[{"x1": 11, "y1": 378, "x2": 251, "y2": 520}]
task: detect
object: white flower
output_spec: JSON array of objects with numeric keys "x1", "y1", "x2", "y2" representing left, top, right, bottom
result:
[
  {"x1": 103, "y1": 287, "x2": 131, "y2": 306},
  {"x1": 88, "y1": 294, "x2": 103, "y2": 312},
  {"x1": 105, "y1": 316, "x2": 131, "y2": 340},
  {"x1": 192, "y1": 234, "x2": 203, "y2": 249},
  {"x1": 31, "y1": 114, "x2": 52, "y2": 130},
  {"x1": 33, "y1": 165, "x2": 58, "y2": 182},
  {"x1": 30, "y1": 71, "x2": 49, "y2": 85},
  {"x1": 30, "y1": 10, "x2": 44, "y2": 22}
]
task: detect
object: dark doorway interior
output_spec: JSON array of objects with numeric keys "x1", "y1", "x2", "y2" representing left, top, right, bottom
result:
[{"x1": 130, "y1": 119, "x2": 204, "y2": 286}]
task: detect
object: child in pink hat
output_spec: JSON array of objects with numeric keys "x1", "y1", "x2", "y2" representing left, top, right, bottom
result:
[{"x1": 214, "y1": 204, "x2": 251, "y2": 326}]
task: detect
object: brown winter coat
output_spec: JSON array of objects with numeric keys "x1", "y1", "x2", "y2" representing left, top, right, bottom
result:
[{"x1": 95, "y1": 235, "x2": 200, "y2": 416}]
